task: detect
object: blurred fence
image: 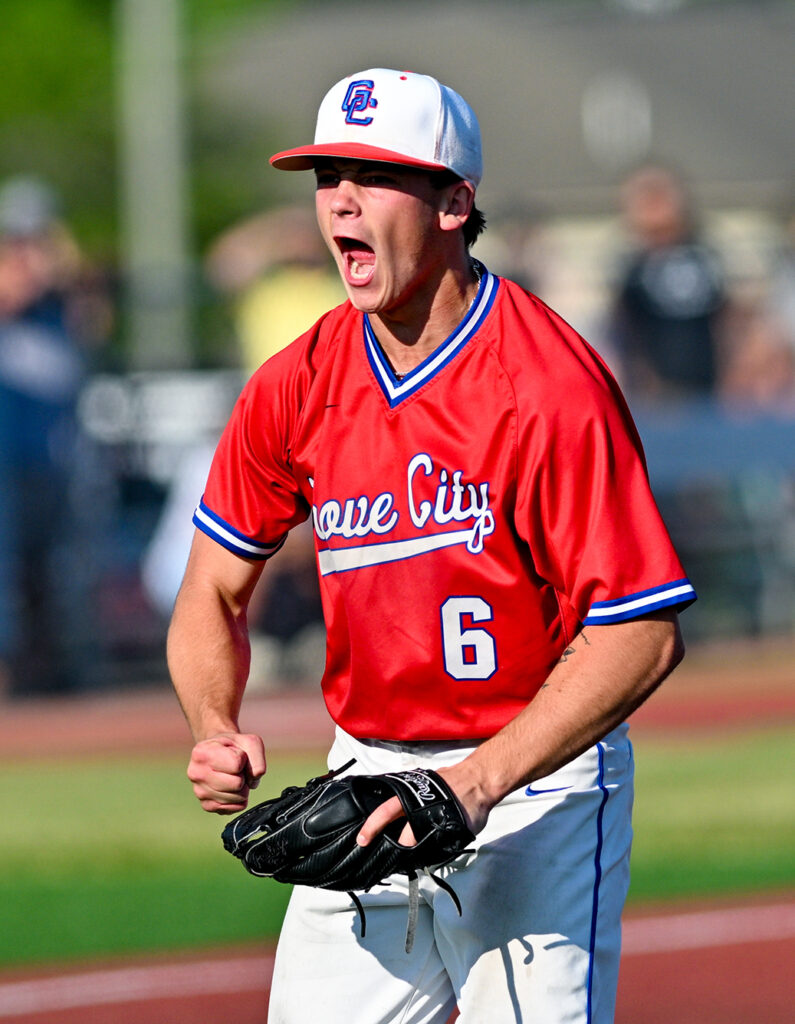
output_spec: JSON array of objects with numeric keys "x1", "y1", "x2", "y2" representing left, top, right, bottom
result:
[
  {"x1": 73, "y1": 371, "x2": 794, "y2": 690},
  {"x1": 70, "y1": 370, "x2": 244, "y2": 689},
  {"x1": 634, "y1": 402, "x2": 795, "y2": 640}
]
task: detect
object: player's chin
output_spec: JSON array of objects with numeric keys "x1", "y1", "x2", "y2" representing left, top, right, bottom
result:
[
  {"x1": 336, "y1": 269, "x2": 381, "y2": 309},
  {"x1": 345, "y1": 288, "x2": 384, "y2": 314}
]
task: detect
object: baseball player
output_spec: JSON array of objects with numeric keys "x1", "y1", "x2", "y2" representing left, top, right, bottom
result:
[{"x1": 168, "y1": 68, "x2": 696, "y2": 1023}]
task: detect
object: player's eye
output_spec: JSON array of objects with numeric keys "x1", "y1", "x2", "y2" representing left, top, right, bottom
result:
[
  {"x1": 315, "y1": 171, "x2": 340, "y2": 188},
  {"x1": 359, "y1": 170, "x2": 398, "y2": 187}
]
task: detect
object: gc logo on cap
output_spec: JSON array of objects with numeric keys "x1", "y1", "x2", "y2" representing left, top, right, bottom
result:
[
  {"x1": 342, "y1": 80, "x2": 378, "y2": 126},
  {"x1": 271, "y1": 68, "x2": 483, "y2": 187}
]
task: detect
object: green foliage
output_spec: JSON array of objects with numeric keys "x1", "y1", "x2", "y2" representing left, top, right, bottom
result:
[
  {"x1": 0, "y1": 0, "x2": 116, "y2": 250},
  {"x1": 0, "y1": 1, "x2": 111, "y2": 121},
  {"x1": 0, "y1": 0, "x2": 294, "y2": 259},
  {"x1": 0, "y1": 0, "x2": 311, "y2": 364},
  {"x1": 188, "y1": 0, "x2": 296, "y2": 33}
]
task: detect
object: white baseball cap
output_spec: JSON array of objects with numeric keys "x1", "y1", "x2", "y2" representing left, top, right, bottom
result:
[{"x1": 270, "y1": 68, "x2": 482, "y2": 187}]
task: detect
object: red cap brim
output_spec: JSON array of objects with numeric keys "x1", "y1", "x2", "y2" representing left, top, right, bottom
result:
[{"x1": 270, "y1": 142, "x2": 449, "y2": 174}]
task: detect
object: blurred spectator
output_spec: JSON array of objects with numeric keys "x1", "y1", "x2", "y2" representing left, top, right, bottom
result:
[
  {"x1": 205, "y1": 204, "x2": 345, "y2": 375},
  {"x1": 141, "y1": 437, "x2": 324, "y2": 690},
  {"x1": 716, "y1": 193, "x2": 795, "y2": 414},
  {"x1": 0, "y1": 175, "x2": 108, "y2": 696},
  {"x1": 719, "y1": 303, "x2": 795, "y2": 414},
  {"x1": 205, "y1": 205, "x2": 342, "y2": 681},
  {"x1": 143, "y1": 205, "x2": 340, "y2": 688},
  {"x1": 607, "y1": 162, "x2": 728, "y2": 401},
  {"x1": 767, "y1": 194, "x2": 795, "y2": 354},
  {"x1": 471, "y1": 202, "x2": 546, "y2": 294}
]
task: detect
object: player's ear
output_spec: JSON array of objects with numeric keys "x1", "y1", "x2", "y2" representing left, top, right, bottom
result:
[{"x1": 438, "y1": 181, "x2": 475, "y2": 234}]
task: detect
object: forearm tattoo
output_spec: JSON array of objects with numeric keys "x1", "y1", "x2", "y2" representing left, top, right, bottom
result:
[{"x1": 558, "y1": 631, "x2": 591, "y2": 664}]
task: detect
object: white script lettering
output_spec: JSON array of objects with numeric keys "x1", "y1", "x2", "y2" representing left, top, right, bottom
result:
[
  {"x1": 312, "y1": 491, "x2": 398, "y2": 541},
  {"x1": 312, "y1": 454, "x2": 494, "y2": 554},
  {"x1": 407, "y1": 454, "x2": 494, "y2": 553}
]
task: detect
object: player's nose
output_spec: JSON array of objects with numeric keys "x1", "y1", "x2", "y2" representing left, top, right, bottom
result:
[{"x1": 329, "y1": 177, "x2": 361, "y2": 216}]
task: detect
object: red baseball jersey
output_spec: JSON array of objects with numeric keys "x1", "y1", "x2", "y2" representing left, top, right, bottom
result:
[{"x1": 195, "y1": 267, "x2": 695, "y2": 740}]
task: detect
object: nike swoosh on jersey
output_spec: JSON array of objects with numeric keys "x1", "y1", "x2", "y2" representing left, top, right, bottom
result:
[{"x1": 525, "y1": 785, "x2": 573, "y2": 796}]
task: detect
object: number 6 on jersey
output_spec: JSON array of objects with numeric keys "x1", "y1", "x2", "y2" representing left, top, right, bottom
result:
[{"x1": 441, "y1": 596, "x2": 497, "y2": 680}]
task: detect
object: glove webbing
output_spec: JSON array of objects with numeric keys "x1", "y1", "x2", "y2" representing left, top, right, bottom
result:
[
  {"x1": 343, "y1": 765, "x2": 470, "y2": 952},
  {"x1": 348, "y1": 867, "x2": 463, "y2": 953}
]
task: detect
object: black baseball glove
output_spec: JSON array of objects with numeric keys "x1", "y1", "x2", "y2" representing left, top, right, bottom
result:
[{"x1": 221, "y1": 759, "x2": 475, "y2": 950}]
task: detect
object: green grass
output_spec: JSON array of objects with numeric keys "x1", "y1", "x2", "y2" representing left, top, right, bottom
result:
[
  {"x1": 2, "y1": 752, "x2": 327, "y2": 968},
  {"x1": 628, "y1": 726, "x2": 795, "y2": 902},
  {"x1": 2, "y1": 729, "x2": 793, "y2": 968}
]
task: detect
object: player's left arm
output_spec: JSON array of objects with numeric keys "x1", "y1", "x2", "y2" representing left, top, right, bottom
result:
[{"x1": 358, "y1": 608, "x2": 682, "y2": 845}]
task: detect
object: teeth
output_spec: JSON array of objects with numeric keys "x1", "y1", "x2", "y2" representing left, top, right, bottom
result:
[{"x1": 350, "y1": 259, "x2": 370, "y2": 279}]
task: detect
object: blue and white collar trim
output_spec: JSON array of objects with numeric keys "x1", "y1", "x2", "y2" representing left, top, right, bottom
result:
[{"x1": 364, "y1": 263, "x2": 498, "y2": 408}]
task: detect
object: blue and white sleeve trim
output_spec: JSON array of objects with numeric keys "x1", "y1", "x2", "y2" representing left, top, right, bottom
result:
[
  {"x1": 193, "y1": 499, "x2": 286, "y2": 561},
  {"x1": 583, "y1": 578, "x2": 696, "y2": 625}
]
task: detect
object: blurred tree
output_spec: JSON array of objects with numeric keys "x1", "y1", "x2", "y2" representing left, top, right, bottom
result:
[
  {"x1": 0, "y1": 0, "x2": 296, "y2": 365},
  {"x1": 0, "y1": 0, "x2": 116, "y2": 255},
  {"x1": 0, "y1": 0, "x2": 293, "y2": 258}
]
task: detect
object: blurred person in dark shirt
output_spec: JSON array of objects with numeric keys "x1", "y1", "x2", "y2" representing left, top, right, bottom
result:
[
  {"x1": 0, "y1": 176, "x2": 104, "y2": 696},
  {"x1": 608, "y1": 163, "x2": 727, "y2": 401}
]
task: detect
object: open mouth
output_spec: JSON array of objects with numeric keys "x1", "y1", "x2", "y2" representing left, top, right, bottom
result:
[{"x1": 336, "y1": 237, "x2": 376, "y2": 286}]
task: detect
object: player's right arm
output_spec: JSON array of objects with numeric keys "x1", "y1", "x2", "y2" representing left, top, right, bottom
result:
[{"x1": 167, "y1": 529, "x2": 267, "y2": 814}]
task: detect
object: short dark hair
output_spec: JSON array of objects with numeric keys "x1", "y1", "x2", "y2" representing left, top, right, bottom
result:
[{"x1": 429, "y1": 170, "x2": 486, "y2": 249}]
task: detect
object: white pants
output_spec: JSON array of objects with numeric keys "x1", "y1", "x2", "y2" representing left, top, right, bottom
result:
[{"x1": 267, "y1": 724, "x2": 634, "y2": 1024}]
